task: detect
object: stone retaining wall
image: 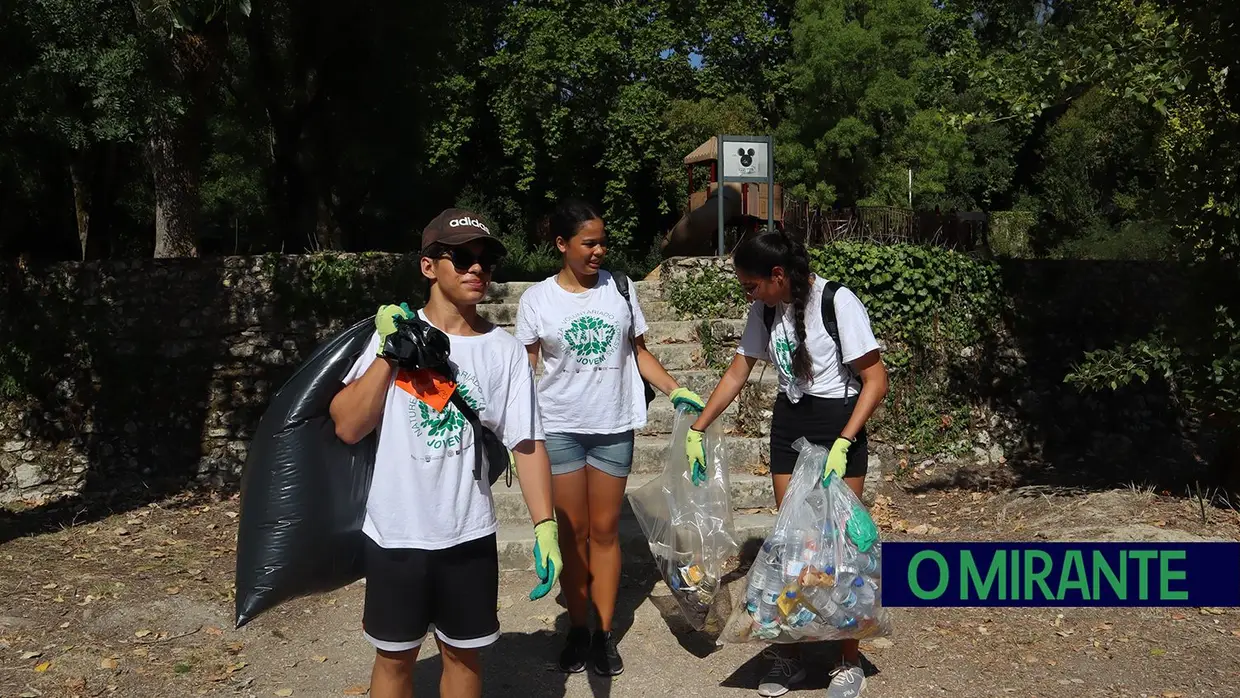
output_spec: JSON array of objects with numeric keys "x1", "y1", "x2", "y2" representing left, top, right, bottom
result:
[{"x1": 0, "y1": 252, "x2": 1197, "y2": 506}]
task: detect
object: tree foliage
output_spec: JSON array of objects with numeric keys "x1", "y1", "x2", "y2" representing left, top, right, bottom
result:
[{"x1": 0, "y1": 0, "x2": 1233, "y2": 268}]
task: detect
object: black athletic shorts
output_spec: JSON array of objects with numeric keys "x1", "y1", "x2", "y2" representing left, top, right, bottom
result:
[
  {"x1": 362, "y1": 533, "x2": 500, "y2": 652},
  {"x1": 769, "y1": 393, "x2": 868, "y2": 478}
]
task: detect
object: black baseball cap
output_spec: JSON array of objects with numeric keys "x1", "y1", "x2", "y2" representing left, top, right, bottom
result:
[{"x1": 420, "y1": 208, "x2": 506, "y2": 254}]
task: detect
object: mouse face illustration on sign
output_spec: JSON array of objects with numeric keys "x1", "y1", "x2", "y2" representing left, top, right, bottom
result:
[
  {"x1": 721, "y1": 139, "x2": 768, "y2": 180},
  {"x1": 737, "y1": 147, "x2": 757, "y2": 175}
]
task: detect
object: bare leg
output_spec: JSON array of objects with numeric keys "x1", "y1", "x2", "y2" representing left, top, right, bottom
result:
[
  {"x1": 553, "y1": 468, "x2": 592, "y2": 627},
  {"x1": 585, "y1": 465, "x2": 627, "y2": 631},
  {"x1": 437, "y1": 637, "x2": 482, "y2": 698},
  {"x1": 370, "y1": 647, "x2": 418, "y2": 698}
]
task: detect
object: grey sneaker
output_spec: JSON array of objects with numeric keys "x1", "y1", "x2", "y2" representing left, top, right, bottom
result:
[
  {"x1": 757, "y1": 647, "x2": 806, "y2": 697},
  {"x1": 826, "y1": 662, "x2": 866, "y2": 698}
]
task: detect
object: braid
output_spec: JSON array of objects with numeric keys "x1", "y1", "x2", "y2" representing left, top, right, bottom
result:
[
  {"x1": 733, "y1": 228, "x2": 815, "y2": 383},
  {"x1": 783, "y1": 234, "x2": 814, "y2": 383}
]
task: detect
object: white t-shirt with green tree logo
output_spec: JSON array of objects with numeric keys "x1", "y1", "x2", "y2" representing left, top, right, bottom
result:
[
  {"x1": 343, "y1": 312, "x2": 542, "y2": 550},
  {"x1": 737, "y1": 277, "x2": 880, "y2": 403},
  {"x1": 514, "y1": 271, "x2": 649, "y2": 434}
]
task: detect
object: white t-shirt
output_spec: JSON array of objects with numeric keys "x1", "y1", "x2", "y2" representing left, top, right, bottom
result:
[
  {"x1": 514, "y1": 271, "x2": 649, "y2": 434},
  {"x1": 343, "y1": 311, "x2": 543, "y2": 550},
  {"x1": 736, "y1": 277, "x2": 880, "y2": 403}
]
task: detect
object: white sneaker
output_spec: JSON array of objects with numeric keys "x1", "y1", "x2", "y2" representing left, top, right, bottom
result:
[
  {"x1": 826, "y1": 662, "x2": 867, "y2": 698},
  {"x1": 757, "y1": 647, "x2": 807, "y2": 697}
]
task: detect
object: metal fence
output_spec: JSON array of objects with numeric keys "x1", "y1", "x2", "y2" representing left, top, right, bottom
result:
[{"x1": 782, "y1": 199, "x2": 987, "y2": 252}]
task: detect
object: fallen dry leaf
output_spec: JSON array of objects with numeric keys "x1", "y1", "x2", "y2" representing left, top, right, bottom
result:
[
  {"x1": 312, "y1": 655, "x2": 328, "y2": 663},
  {"x1": 275, "y1": 689, "x2": 294, "y2": 697},
  {"x1": 100, "y1": 658, "x2": 119, "y2": 670},
  {"x1": 867, "y1": 637, "x2": 894, "y2": 649},
  {"x1": 204, "y1": 626, "x2": 223, "y2": 636},
  {"x1": 34, "y1": 660, "x2": 52, "y2": 672},
  {"x1": 134, "y1": 629, "x2": 151, "y2": 638},
  {"x1": 342, "y1": 686, "x2": 369, "y2": 696},
  {"x1": 1162, "y1": 692, "x2": 1185, "y2": 698},
  {"x1": 21, "y1": 650, "x2": 42, "y2": 660}
]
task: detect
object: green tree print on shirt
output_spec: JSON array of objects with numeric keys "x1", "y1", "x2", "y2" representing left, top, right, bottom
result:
[
  {"x1": 774, "y1": 335, "x2": 796, "y2": 379},
  {"x1": 563, "y1": 313, "x2": 619, "y2": 366},
  {"x1": 409, "y1": 374, "x2": 484, "y2": 452}
]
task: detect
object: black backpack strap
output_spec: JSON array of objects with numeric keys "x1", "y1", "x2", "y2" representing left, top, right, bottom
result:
[
  {"x1": 449, "y1": 389, "x2": 511, "y2": 488},
  {"x1": 821, "y1": 281, "x2": 860, "y2": 401},
  {"x1": 612, "y1": 271, "x2": 656, "y2": 405}
]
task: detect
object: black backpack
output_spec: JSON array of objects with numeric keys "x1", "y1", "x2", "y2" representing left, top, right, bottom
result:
[
  {"x1": 612, "y1": 271, "x2": 657, "y2": 406},
  {"x1": 763, "y1": 280, "x2": 860, "y2": 399}
]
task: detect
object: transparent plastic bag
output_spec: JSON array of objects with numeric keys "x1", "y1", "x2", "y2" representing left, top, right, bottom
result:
[
  {"x1": 628, "y1": 405, "x2": 739, "y2": 632},
  {"x1": 720, "y1": 437, "x2": 894, "y2": 644}
]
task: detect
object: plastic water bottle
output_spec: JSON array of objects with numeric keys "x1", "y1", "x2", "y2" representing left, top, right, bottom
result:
[
  {"x1": 802, "y1": 585, "x2": 842, "y2": 625},
  {"x1": 777, "y1": 588, "x2": 817, "y2": 629},
  {"x1": 831, "y1": 574, "x2": 873, "y2": 610},
  {"x1": 841, "y1": 550, "x2": 881, "y2": 578},
  {"x1": 756, "y1": 569, "x2": 784, "y2": 622}
]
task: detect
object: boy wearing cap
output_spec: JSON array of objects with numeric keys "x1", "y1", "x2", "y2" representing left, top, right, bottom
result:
[{"x1": 330, "y1": 208, "x2": 561, "y2": 698}]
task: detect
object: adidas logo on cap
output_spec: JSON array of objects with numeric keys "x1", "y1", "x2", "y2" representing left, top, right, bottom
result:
[{"x1": 449, "y1": 216, "x2": 490, "y2": 235}]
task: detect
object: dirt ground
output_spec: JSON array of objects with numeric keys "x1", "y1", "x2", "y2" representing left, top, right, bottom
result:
[{"x1": 2, "y1": 469, "x2": 1239, "y2": 698}]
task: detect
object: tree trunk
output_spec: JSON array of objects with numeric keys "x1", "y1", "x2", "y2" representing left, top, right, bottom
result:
[
  {"x1": 70, "y1": 157, "x2": 91, "y2": 260},
  {"x1": 70, "y1": 145, "x2": 118, "y2": 260},
  {"x1": 147, "y1": 127, "x2": 200, "y2": 258}
]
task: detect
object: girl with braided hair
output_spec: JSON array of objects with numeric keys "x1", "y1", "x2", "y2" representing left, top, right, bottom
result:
[{"x1": 686, "y1": 229, "x2": 889, "y2": 698}]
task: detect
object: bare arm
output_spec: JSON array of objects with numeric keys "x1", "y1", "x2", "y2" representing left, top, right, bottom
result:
[
  {"x1": 525, "y1": 341, "x2": 541, "y2": 371},
  {"x1": 840, "y1": 350, "x2": 888, "y2": 440},
  {"x1": 691, "y1": 352, "x2": 759, "y2": 432},
  {"x1": 329, "y1": 358, "x2": 395, "y2": 444},
  {"x1": 513, "y1": 439, "x2": 554, "y2": 523},
  {"x1": 634, "y1": 335, "x2": 680, "y2": 395}
]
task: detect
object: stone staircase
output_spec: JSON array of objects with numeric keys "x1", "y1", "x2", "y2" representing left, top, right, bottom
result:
[{"x1": 477, "y1": 278, "x2": 780, "y2": 571}]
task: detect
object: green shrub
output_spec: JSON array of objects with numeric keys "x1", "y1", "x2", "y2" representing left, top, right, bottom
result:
[
  {"x1": 809, "y1": 242, "x2": 1004, "y2": 350},
  {"x1": 987, "y1": 210, "x2": 1036, "y2": 258}
]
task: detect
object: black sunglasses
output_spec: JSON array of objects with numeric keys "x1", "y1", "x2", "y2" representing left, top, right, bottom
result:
[{"x1": 436, "y1": 247, "x2": 503, "y2": 272}]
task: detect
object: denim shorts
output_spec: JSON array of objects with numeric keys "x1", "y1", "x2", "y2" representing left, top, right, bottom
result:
[{"x1": 545, "y1": 431, "x2": 635, "y2": 479}]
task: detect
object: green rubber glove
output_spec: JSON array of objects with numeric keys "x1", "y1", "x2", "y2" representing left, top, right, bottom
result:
[
  {"x1": 685, "y1": 427, "x2": 707, "y2": 486},
  {"x1": 530, "y1": 519, "x2": 562, "y2": 601},
  {"x1": 846, "y1": 504, "x2": 879, "y2": 553},
  {"x1": 374, "y1": 303, "x2": 412, "y2": 355},
  {"x1": 669, "y1": 387, "x2": 706, "y2": 413},
  {"x1": 822, "y1": 436, "x2": 852, "y2": 487}
]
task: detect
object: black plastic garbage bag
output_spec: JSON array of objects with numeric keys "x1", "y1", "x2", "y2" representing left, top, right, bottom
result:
[{"x1": 234, "y1": 317, "x2": 377, "y2": 628}]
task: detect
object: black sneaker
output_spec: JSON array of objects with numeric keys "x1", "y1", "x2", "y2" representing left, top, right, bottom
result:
[
  {"x1": 590, "y1": 629, "x2": 624, "y2": 677},
  {"x1": 558, "y1": 627, "x2": 590, "y2": 673}
]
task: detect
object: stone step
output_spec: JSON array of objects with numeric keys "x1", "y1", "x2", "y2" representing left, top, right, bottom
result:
[
  {"x1": 631, "y1": 434, "x2": 768, "y2": 475},
  {"x1": 482, "y1": 300, "x2": 687, "y2": 326},
  {"x1": 638, "y1": 399, "x2": 740, "y2": 436},
  {"x1": 482, "y1": 279, "x2": 664, "y2": 306},
  {"x1": 496, "y1": 512, "x2": 776, "y2": 572},
  {"x1": 492, "y1": 472, "x2": 774, "y2": 524}
]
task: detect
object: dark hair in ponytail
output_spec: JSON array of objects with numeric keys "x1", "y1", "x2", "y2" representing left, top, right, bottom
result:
[
  {"x1": 549, "y1": 198, "x2": 602, "y2": 243},
  {"x1": 733, "y1": 230, "x2": 814, "y2": 383}
]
